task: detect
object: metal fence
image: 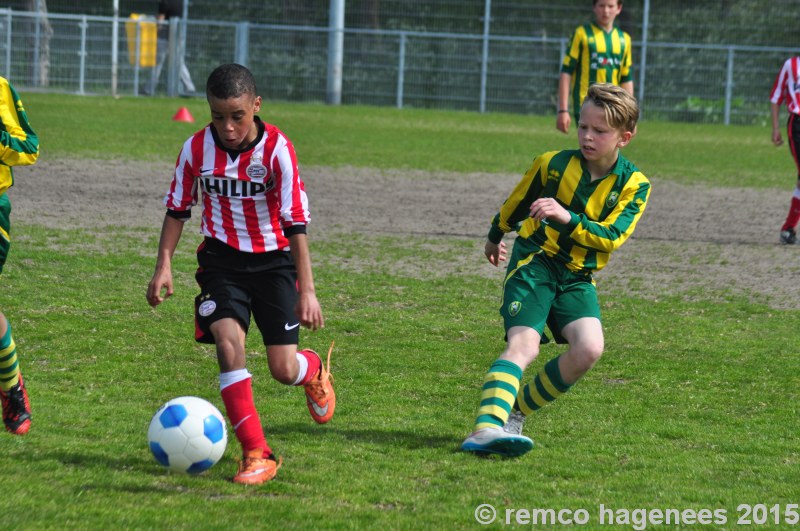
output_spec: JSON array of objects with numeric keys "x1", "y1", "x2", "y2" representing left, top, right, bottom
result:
[{"x1": 1, "y1": 6, "x2": 798, "y2": 125}]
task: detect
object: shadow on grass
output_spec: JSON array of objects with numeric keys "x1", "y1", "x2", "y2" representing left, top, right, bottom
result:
[{"x1": 267, "y1": 421, "x2": 458, "y2": 451}]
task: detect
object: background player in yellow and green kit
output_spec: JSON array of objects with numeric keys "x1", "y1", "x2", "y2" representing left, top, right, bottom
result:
[
  {"x1": 557, "y1": 0, "x2": 633, "y2": 134},
  {"x1": 461, "y1": 83, "x2": 649, "y2": 457},
  {"x1": 0, "y1": 76, "x2": 39, "y2": 435}
]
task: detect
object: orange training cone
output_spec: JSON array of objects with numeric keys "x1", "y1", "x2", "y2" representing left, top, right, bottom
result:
[{"x1": 172, "y1": 106, "x2": 194, "y2": 123}]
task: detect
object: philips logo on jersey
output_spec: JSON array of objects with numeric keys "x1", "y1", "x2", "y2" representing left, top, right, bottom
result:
[
  {"x1": 200, "y1": 176, "x2": 275, "y2": 197},
  {"x1": 590, "y1": 53, "x2": 622, "y2": 69}
]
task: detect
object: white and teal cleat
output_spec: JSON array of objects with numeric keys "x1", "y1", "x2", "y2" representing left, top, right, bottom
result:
[{"x1": 461, "y1": 427, "x2": 533, "y2": 457}]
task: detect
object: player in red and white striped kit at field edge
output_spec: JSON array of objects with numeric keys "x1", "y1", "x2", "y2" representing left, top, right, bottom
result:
[
  {"x1": 770, "y1": 56, "x2": 800, "y2": 244},
  {"x1": 147, "y1": 63, "x2": 335, "y2": 485}
]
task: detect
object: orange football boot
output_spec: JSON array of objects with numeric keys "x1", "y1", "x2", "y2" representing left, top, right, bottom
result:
[
  {"x1": 303, "y1": 342, "x2": 336, "y2": 424},
  {"x1": 233, "y1": 449, "x2": 282, "y2": 485}
]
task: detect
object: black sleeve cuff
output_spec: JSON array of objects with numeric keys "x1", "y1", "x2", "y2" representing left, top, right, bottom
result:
[
  {"x1": 487, "y1": 225, "x2": 505, "y2": 244},
  {"x1": 166, "y1": 209, "x2": 191, "y2": 220},
  {"x1": 283, "y1": 224, "x2": 307, "y2": 237}
]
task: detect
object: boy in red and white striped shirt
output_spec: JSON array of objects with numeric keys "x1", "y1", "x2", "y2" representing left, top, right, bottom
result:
[
  {"x1": 770, "y1": 56, "x2": 800, "y2": 244},
  {"x1": 147, "y1": 64, "x2": 335, "y2": 485}
]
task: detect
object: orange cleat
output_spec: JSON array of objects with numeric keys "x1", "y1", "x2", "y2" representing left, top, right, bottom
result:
[
  {"x1": 303, "y1": 342, "x2": 336, "y2": 424},
  {"x1": 232, "y1": 449, "x2": 282, "y2": 485},
  {"x1": 1, "y1": 373, "x2": 31, "y2": 435}
]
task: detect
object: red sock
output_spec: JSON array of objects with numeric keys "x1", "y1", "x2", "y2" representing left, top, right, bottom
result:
[
  {"x1": 296, "y1": 349, "x2": 321, "y2": 386},
  {"x1": 220, "y1": 378, "x2": 271, "y2": 457},
  {"x1": 784, "y1": 196, "x2": 800, "y2": 230}
]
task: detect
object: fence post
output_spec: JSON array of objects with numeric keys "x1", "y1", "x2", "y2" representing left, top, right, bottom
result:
[
  {"x1": 166, "y1": 17, "x2": 179, "y2": 97},
  {"x1": 396, "y1": 32, "x2": 406, "y2": 109},
  {"x1": 111, "y1": 0, "x2": 119, "y2": 97},
  {"x1": 637, "y1": 0, "x2": 650, "y2": 114},
  {"x1": 32, "y1": 0, "x2": 41, "y2": 86},
  {"x1": 326, "y1": 0, "x2": 344, "y2": 105},
  {"x1": 4, "y1": 10, "x2": 12, "y2": 79},
  {"x1": 235, "y1": 22, "x2": 249, "y2": 66},
  {"x1": 724, "y1": 46, "x2": 734, "y2": 125},
  {"x1": 479, "y1": 0, "x2": 492, "y2": 113},
  {"x1": 78, "y1": 16, "x2": 87, "y2": 95}
]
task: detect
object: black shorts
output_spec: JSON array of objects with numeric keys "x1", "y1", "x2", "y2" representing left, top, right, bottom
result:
[{"x1": 194, "y1": 238, "x2": 299, "y2": 346}]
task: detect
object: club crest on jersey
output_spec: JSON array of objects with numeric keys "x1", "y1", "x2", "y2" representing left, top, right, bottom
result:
[
  {"x1": 508, "y1": 301, "x2": 522, "y2": 317},
  {"x1": 246, "y1": 155, "x2": 268, "y2": 180},
  {"x1": 198, "y1": 300, "x2": 216, "y2": 317},
  {"x1": 606, "y1": 191, "x2": 620, "y2": 208}
]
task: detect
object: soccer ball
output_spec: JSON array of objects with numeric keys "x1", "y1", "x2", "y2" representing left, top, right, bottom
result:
[{"x1": 147, "y1": 396, "x2": 228, "y2": 474}]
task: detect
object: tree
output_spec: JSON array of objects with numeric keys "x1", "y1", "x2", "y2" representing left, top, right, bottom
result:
[{"x1": 25, "y1": 0, "x2": 53, "y2": 87}]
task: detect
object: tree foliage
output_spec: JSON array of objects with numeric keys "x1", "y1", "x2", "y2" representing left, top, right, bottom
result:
[{"x1": 6, "y1": 0, "x2": 798, "y2": 48}]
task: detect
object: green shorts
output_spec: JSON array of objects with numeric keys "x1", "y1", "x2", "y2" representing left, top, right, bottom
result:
[
  {"x1": 499, "y1": 245, "x2": 600, "y2": 343},
  {"x1": 0, "y1": 193, "x2": 10, "y2": 274}
]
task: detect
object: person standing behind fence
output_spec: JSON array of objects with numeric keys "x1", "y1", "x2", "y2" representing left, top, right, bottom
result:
[
  {"x1": 556, "y1": 0, "x2": 633, "y2": 134},
  {"x1": 144, "y1": 0, "x2": 196, "y2": 96},
  {"x1": 770, "y1": 56, "x2": 800, "y2": 245},
  {"x1": 0, "y1": 76, "x2": 39, "y2": 435}
]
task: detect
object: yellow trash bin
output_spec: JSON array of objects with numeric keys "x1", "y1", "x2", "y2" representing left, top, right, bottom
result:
[{"x1": 125, "y1": 14, "x2": 157, "y2": 68}]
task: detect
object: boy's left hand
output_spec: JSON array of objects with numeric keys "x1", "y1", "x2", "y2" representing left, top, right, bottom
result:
[
  {"x1": 296, "y1": 292, "x2": 324, "y2": 331},
  {"x1": 530, "y1": 198, "x2": 570, "y2": 225}
]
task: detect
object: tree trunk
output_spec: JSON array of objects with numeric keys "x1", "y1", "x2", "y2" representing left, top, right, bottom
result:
[{"x1": 24, "y1": 0, "x2": 53, "y2": 87}]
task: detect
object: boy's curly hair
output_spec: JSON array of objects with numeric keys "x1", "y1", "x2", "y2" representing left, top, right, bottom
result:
[{"x1": 206, "y1": 63, "x2": 257, "y2": 100}]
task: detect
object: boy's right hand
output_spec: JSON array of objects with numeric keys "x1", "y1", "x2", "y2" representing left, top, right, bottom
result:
[
  {"x1": 146, "y1": 268, "x2": 174, "y2": 307},
  {"x1": 484, "y1": 240, "x2": 507, "y2": 267}
]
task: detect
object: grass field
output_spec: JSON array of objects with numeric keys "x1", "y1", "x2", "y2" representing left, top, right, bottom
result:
[{"x1": 4, "y1": 94, "x2": 800, "y2": 529}]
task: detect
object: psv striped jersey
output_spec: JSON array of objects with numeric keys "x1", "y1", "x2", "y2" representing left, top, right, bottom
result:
[
  {"x1": 488, "y1": 150, "x2": 650, "y2": 275},
  {"x1": 561, "y1": 23, "x2": 633, "y2": 118},
  {"x1": 770, "y1": 56, "x2": 800, "y2": 115},
  {"x1": 0, "y1": 77, "x2": 39, "y2": 195},
  {"x1": 164, "y1": 118, "x2": 309, "y2": 253}
]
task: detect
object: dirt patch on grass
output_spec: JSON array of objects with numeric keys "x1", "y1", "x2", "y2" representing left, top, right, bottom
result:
[{"x1": 11, "y1": 157, "x2": 800, "y2": 309}]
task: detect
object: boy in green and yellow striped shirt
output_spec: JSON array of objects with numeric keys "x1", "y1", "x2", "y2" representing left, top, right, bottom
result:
[
  {"x1": 461, "y1": 83, "x2": 649, "y2": 457},
  {"x1": 0, "y1": 76, "x2": 39, "y2": 435}
]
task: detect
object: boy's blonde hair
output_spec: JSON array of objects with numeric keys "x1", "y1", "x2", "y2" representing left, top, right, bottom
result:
[{"x1": 583, "y1": 83, "x2": 639, "y2": 134}]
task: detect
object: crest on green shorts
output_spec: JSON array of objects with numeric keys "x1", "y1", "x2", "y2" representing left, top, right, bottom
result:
[
  {"x1": 606, "y1": 191, "x2": 620, "y2": 208},
  {"x1": 508, "y1": 301, "x2": 522, "y2": 317}
]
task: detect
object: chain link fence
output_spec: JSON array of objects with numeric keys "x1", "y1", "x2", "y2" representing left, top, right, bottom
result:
[{"x1": 2, "y1": 1, "x2": 799, "y2": 124}]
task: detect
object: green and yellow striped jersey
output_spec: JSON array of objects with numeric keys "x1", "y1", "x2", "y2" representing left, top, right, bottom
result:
[
  {"x1": 0, "y1": 77, "x2": 39, "y2": 195},
  {"x1": 488, "y1": 150, "x2": 650, "y2": 274},
  {"x1": 561, "y1": 22, "x2": 633, "y2": 118}
]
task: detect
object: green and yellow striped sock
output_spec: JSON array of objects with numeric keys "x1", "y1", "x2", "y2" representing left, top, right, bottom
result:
[
  {"x1": 0, "y1": 324, "x2": 19, "y2": 391},
  {"x1": 515, "y1": 355, "x2": 572, "y2": 415},
  {"x1": 473, "y1": 359, "x2": 523, "y2": 431}
]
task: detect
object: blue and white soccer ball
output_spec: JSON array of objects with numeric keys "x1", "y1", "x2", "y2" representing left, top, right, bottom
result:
[{"x1": 147, "y1": 396, "x2": 228, "y2": 474}]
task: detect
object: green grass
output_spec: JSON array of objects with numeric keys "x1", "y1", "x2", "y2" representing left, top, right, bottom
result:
[
  {"x1": 4, "y1": 95, "x2": 800, "y2": 528},
  {"x1": 25, "y1": 93, "x2": 796, "y2": 188}
]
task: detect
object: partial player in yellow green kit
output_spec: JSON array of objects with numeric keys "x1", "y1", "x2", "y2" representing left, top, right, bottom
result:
[
  {"x1": 556, "y1": 0, "x2": 633, "y2": 134},
  {"x1": 461, "y1": 83, "x2": 649, "y2": 457},
  {"x1": 0, "y1": 76, "x2": 39, "y2": 435}
]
